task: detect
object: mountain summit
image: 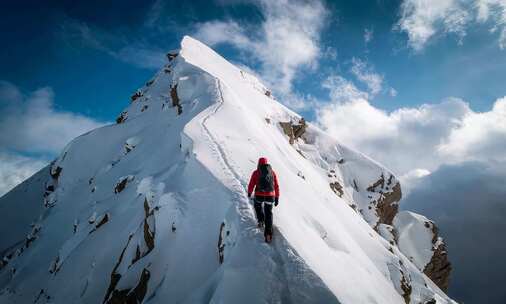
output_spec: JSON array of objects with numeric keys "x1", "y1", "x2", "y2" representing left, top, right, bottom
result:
[{"x1": 0, "y1": 36, "x2": 453, "y2": 304}]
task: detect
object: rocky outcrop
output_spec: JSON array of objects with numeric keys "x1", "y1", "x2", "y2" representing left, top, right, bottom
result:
[
  {"x1": 400, "y1": 272, "x2": 412, "y2": 304},
  {"x1": 103, "y1": 197, "x2": 157, "y2": 303},
  {"x1": 170, "y1": 84, "x2": 182, "y2": 115},
  {"x1": 114, "y1": 176, "x2": 134, "y2": 194},
  {"x1": 279, "y1": 117, "x2": 306, "y2": 144},
  {"x1": 130, "y1": 90, "x2": 143, "y2": 102},
  {"x1": 393, "y1": 211, "x2": 452, "y2": 292},
  {"x1": 424, "y1": 225, "x2": 452, "y2": 292},
  {"x1": 375, "y1": 183, "x2": 401, "y2": 226},
  {"x1": 116, "y1": 111, "x2": 128, "y2": 124},
  {"x1": 367, "y1": 174, "x2": 402, "y2": 227},
  {"x1": 218, "y1": 222, "x2": 226, "y2": 264},
  {"x1": 107, "y1": 268, "x2": 150, "y2": 304},
  {"x1": 329, "y1": 181, "x2": 343, "y2": 197},
  {"x1": 166, "y1": 51, "x2": 178, "y2": 61}
]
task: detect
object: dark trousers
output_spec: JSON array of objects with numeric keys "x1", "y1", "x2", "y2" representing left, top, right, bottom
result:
[{"x1": 254, "y1": 199, "x2": 273, "y2": 236}]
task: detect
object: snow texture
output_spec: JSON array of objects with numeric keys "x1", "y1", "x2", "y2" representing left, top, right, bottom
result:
[{"x1": 0, "y1": 36, "x2": 455, "y2": 304}]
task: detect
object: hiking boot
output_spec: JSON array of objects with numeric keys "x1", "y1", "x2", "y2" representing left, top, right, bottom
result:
[
  {"x1": 257, "y1": 221, "x2": 264, "y2": 229},
  {"x1": 265, "y1": 234, "x2": 272, "y2": 243}
]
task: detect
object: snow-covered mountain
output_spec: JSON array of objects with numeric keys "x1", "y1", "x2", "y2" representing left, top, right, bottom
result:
[{"x1": 0, "y1": 36, "x2": 454, "y2": 304}]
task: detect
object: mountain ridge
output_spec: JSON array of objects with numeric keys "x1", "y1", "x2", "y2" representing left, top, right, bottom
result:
[{"x1": 0, "y1": 36, "x2": 453, "y2": 304}]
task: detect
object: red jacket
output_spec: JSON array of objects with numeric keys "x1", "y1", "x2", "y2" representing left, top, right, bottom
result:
[{"x1": 247, "y1": 169, "x2": 279, "y2": 198}]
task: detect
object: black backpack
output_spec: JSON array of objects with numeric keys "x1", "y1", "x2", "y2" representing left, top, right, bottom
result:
[{"x1": 257, "y1": 164, "x2": 274, "y2": 192}]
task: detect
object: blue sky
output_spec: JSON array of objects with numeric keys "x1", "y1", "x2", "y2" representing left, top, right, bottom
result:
[{"x1": 1, "y1": 1, "x2": 506, "y2": 302}]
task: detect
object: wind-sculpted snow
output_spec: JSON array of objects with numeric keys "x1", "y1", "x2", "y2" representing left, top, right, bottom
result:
[{"x1": 0, "y1": 36, "x2": 455, "y2": 303}]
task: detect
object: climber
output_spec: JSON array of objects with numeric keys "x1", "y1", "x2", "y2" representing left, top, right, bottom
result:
[{"x1": 247, "y1": 157, "x2": 280, "y2": 243}]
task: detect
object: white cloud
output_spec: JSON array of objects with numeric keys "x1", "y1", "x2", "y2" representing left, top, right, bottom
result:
[
  {"x1": 438, "y1": 96, "x2": 506, "y2": 161},
  {"x1": 397, "y1": 0, "x2": 506, "y2": 51},
  {"x1": 399, "y1": 168, "x2": 431, "y2": 196},
  {"x1": 316, "y1": 94, "x2": 506, "y2": 183},
  {"x1": 0, "y1": 81, "x2": 107, "y2": 155},
  {"x1": 194, "y1": 0, "x2": 328, "y2": 95},
  {"x1": 349, "y1": 58, "x2": 384, "y2": 96},
  {"x1": 0, "y1": 152, "x2": 46, "y2": 197},
  {"x1": 322, "y1": 75, "x2": 369, "y2": 103},
  {"x1": 364, "y1": 28, "x2": 374, "y2": 44}
]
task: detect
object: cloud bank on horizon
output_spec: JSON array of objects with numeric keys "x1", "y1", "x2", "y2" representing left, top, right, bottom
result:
[{"x1": 0, "y1": 81, "x2": 107, "y2": 194}]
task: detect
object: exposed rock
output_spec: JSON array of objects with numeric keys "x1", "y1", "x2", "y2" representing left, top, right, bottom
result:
[
  {"x1": 375, "y1": 183, "x2": 401, "y2": 226},
  {"x1": 141, "y1": 105, "x2": 148, "y2": 112},
  {"x1": 130, "y1": 91, "x2": 143, "y2": 102},
  {"x1": 48, "y1": 256, "x2": 60, "y2": 274},
  {"x1": 107, "y1": 268, "x2": 150, "y2": 304},
  {"x1": 45, "y1": 184, "x2": 55, "y2": 192},
  {"x1": 400, "y1": 272, "x2": 412, "y2": 304},
  {"x1": 166, "y1": 51, "x2": 178, "y2": 61},
  {"x1": 279, "y1": 117, "x2": 307, "y2": 144},
  {"x1": 367, "y1": 174, "x2": 402, "y2": 226},
  {"x1": 377, "y1": 224, "x2": 397, "y2": 246},
  {"x1": 96, "y1": 214, "x2": 109, "y2": 229},
  {"x1": 103, "y1": 235, "x2": 133, "y2": 303},
  {"x1": 170, "y1": 84, "x2": 182, "y2": 115},
  {"x1": 89, "y1": 214, "x2": 109, "y2": 234},
  {"x1": 146, "y1": 79, "x2": 154, "y2": 87},
  {"x1": 114, "y1": 176, "x2": 134, "y2": 194},
  {"x1": 329, "y1": 182, "x2": 343, "y2": 197},
  {"x1": 424, "y1": 239, "x2": 452, "y2": 292},
  {"x1": 218, "y1": 222, "x2": 225, "y2": 264},
  {"x1": 142, "y1": 199, "x2": 155, "y2": 252},
  {"x1": 264, "y1": 90, "x2": 271, "y2": 97},
  {"x1": 50, "y1": 166, "x2": 62, "y2": 180},
  {"x1": 116, "y1": 111, "x2": 128, "y2": 124},
  {"x1": 352, "y1": 179, "x2": 359, "y2": 192}
]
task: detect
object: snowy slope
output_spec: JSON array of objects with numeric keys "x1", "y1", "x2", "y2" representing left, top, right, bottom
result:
[{"x1": 0, "y1": 36, "x2": 455, "y2": 304}]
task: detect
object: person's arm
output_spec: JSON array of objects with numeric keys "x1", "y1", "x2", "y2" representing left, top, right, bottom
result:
[
  {"x1": 273, "y1": 171, "x2": 280, "y2": 204},
  {"x1": 247, "y1": 170, "x2": 257, "y2": 197}
]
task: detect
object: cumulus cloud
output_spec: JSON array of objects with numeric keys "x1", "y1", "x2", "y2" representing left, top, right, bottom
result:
[
  {"x1": 0, "y1": 81, "x2": 107, "y2": 155},
  {"x1": 194, "y1": 0, "x2": 328, "y2": 95},
  {"x1": 0, "y1": 152, "x2": 46, "y2": 197},
  {"x1": 397, "y1": 0, "x2": 506, "y2": 50},
  {"x1": 401, "y1": 161, "x2": 506, "y2": 303},
  {"x1": 316, "y1": 93, "x2": 506, "y2": 183},
  {"x1": 438, "y1": 96, "x2": 506, "y2": 161}
]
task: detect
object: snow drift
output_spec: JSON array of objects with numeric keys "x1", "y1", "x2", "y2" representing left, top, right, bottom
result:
[{"x1": 0, "y1": 36, "x2": 454, "y2": 304}]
